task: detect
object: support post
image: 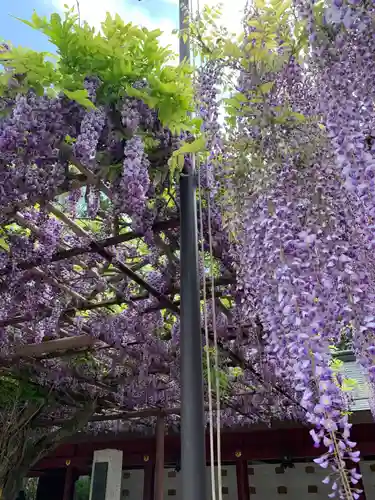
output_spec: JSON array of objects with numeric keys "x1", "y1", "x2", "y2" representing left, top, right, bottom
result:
[
  {"x1": 62, "y1": 465, "x2": 74, "y2": 500},
  {"x1": 178, "y1": 2, "x2": 207, "y2": 499},
  {"x1": 154, "y1": 416, "x2": 165, "y2": 500},
  {"x1": 143, "y1": 461, "x2": 155, "y2": 500},
  {"x1": 236, "y1": 460, "x2": 250, "y2": 500}
]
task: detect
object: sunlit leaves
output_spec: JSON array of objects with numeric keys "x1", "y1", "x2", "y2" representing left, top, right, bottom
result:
[
  {"x1": 168, "y1": 136, "x2": 207, "y2": 179},
  {"x1": 63, "y1": 89, "x2": 96, "y2": 110},
  {"x1": 330, "y1": 357, "x2": 359, "y2": 393},
  {"x1": 341, "y1": 378, "x2": 358, "y2": 392},
  {"x1": 257, "y1": 81, "x2": 274, "y2": 95},
  {"x1": 2, "y1": 9, "x2": 196, "y2": 132},
  {"x1": 203, "y1": 346, "x2": 231, "y2": 396},
  {"x1": 0, "y1": 46, "x2": 58, "y2": 97}
]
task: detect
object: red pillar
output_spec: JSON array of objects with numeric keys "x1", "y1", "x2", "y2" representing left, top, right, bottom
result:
[
  {"x1": 144, "y1": 461, "x2": 155, "y2": 500},
  {"x1": 236, "y1": 460, "x2": 250, "y2": 500},
  {"x1": 154, "y1": 416, "x2": 165, "y2": 500},
  {"x1": 62, "y1": 465, "x2": 74, "y2": 500}
]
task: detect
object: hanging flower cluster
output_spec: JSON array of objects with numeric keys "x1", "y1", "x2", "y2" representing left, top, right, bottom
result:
[{"x1": 191, "y1": 1, "x2": 375, "y2": 497}]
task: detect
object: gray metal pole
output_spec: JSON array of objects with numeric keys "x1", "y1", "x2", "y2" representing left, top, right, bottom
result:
[{"x1": 179, "y1": 1, "x2": 207, "y2": 500}]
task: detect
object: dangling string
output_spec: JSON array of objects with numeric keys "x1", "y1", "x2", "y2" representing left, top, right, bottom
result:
[
  {"x1": 198, "y1": 162, "x2": 217, "y2": 500},
  {"x1": 188, "y1": 0, "x2": 223, "y2": 495},
  {"x1": 207, "y1": 193, "x2": 223, "y2": 500}
]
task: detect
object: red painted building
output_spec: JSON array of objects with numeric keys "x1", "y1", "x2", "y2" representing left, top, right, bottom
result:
[{"x1": 30, "y1": 410, "x2": 375, "y2": 500}]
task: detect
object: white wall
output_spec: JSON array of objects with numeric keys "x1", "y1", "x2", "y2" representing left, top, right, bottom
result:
[
  {"x1": 118, "y1": 456, "x2": 375, "y2": 499},
  {"x1": 90, "y1": 449, "x2": 123, "y2": 500},
  {"x1": 120, "y1": 469, "x2": 144, "y2": 500},
  {"x1": 119, "y1": 466, "x2": 238, "y2": 500}
]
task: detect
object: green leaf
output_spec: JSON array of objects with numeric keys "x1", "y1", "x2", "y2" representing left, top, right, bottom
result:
[
  {"x1": 223, "y1": 41, "x2": 242, "y2": 58},
  {"x1": 341, "y1": 410, "x2": 353, "y2": 416},
  {"x1": 65, "y1": 134, "x2": 76, "y2": 145},
  {"x1": 63, "y1": 89, "x2": 96, "y2": 110},
  {"x1": 290, "y1": 111, "x2": 306, "y2": 122},
  {"x1": 173, "y1": 136, "x2": 206, "y2": 156},
  {"x1": 342, "y1": 378, "x2": 358, "y2": 392},
  {"x1": 9, "y1": 8, "x2": 195, "y2": 135},
  {"x1": 0, "y1": 237, "x2": 9, "y2": 251},
  {"x1": 331, "y1": 358, "x2": 343, "y2": 371},
  {"x1": 223, "y1": 97, "x2": 242, "y2": 109},
  {"x1": 11, "y1": 16, "x2": 35, "y2": 30},
  {"x1": 231, "y1": 367, "x2": 243, "y2": 377},
  {"x1": 167, "y1": 136, "x2": 207, "y2": 180},
  {"x1": 257, "y1": 81, "x2": 275, "y2": 94}
]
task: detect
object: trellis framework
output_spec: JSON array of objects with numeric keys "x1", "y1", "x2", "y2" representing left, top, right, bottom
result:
[
  {"x1": 0, "y1": 4, "x2": 303, "y2": 419},
  {"x1": 0, "y1": 151, "x2": 301, "y2": 425}
]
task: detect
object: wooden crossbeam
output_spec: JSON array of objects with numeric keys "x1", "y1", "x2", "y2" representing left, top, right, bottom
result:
[{"x1": 13, "y1": 335, "x2": 97, "y2": 357}]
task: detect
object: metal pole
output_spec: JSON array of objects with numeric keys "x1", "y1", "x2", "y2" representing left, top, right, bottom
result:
[{"x1": 179, "y1": 0, "x2": 207, "y2": 499}]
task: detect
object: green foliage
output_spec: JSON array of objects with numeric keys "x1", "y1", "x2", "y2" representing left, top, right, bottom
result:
[
  {"x1": 0, "y1": 374, "x2": 46, "y2": 407},
  {"x1": 0, "y1": 8, "x2": 196, "y2": 133},
  {"x1": 185, "y1": 0, "x2": 311, "y2": 142},
  {"x1": 63, "y1": 89, "x2": 96, "y2": 110},
  {"x1": 168, "y1": 135, "x2": 207, "y2": 179},
  {"x1": 341, "y1": 378, "x2": 358, "y2": 392},
  {"x1": 0, "y1": 222, "x2": 33, "y2": 252},
  {"x1": 74, "y1": 476, "x2": 90, "y2": 500},
  {"x1": 330, "y1": 357, "x2": 358, "y2": 393},
  {"x1": 186, "y1": 0, "x2": 307, "y2": 67},
  {"x1": 203, "y1": 346, "x2": 231, "y2": 395},
  {"x1": 330, "y1": 357, "x2": 344, "y2": 371},
  {"x1": 230, "y1": 366, "x2": 243, "y2": 378}
]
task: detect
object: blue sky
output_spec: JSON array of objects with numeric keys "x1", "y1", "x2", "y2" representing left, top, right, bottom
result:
[{"x1": 0, "y1": 0, "x2": 244, "y2": 54}]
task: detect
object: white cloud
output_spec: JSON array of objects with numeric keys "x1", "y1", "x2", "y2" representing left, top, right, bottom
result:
[{"x1": 52, "y1": 0, "x2": 179, "y2": 53}]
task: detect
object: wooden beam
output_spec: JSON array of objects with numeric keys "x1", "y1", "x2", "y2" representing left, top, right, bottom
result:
[
  {"x1": 13, "y1": 335, "x2": 97, "y2": 357},
  {"x1": 32, "y1": 458, "x2": 90, "y2": 471},
  {"x1": 0, "y1": 219, "x2": 179, "y2": 277},
  {"x1": 47, "y1": 204, "x2": 180, "y2": 314},
  {"x1": 38, "y1": 405, "x2": 208, "y2": 427},
  {"x1": 31, "y1": 422, "x2": 375, "y2": 467}
]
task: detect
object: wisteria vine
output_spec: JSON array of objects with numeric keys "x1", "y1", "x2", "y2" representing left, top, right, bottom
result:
[{"x1": 0, "y1": 3, "x2": 374, "y2": 499}]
